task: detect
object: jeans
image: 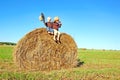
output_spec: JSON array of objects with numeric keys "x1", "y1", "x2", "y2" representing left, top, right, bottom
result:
[{"x1": 46, "y1": 27, "x2": 53, "y2": 32}]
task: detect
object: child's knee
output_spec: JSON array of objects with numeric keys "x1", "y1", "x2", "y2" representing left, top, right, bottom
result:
[{"x1": 58, "y1": 31, "x2": 60, "y2": 35}]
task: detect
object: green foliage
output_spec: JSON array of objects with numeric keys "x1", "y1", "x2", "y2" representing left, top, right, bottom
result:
[
  {"x1": 0, "y1": 42, "x2": 16, "y2": 45},
  {"x1": 0, "y1": 46, "x2": 120, "y2": 80}
]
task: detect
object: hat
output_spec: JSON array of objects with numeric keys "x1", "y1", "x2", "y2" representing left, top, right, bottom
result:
[
  {"x1": 39, "y1": 15, "x2": 43, "y2": 21},
  {"x1": 54, "y1": 16, "x2": 59, "y2": 21}
]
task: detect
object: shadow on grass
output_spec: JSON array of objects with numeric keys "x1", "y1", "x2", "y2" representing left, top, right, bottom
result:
[{"x1": 76, "y1": 59, "x2": 84, "y2": 67}]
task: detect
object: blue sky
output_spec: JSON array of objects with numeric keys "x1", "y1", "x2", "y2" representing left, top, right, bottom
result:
[{"x1": 0, "y1": 0, "x2": 120, "y2": 50}]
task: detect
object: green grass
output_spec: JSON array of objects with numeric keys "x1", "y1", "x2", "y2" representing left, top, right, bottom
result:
[
  {"x1": 0, "y1": 45, "x2": 120, "y2": 80},
  {"x1": 0, "y1": 45, "x2": 13, "y2": 62},
  {"x1": 78, "y1": 49, "x2": 120, "y2": 64}
]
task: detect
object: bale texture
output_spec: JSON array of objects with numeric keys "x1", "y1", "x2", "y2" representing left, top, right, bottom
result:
[{"x1": 13, "y1": 28, "x2": 78, "y2": 71}]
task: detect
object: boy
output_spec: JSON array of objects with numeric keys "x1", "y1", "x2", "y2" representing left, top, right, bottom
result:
[
  {"x1": 45, "y1": 17, "x2": 54, "y2": 34},
  {"x1": 52, "y1": 16, "x2": 62, "y2": 42}
]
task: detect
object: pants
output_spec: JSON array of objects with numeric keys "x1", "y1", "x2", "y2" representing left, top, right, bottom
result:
[
  {"x1": 53, "y1": 29, "x2": 60, "y2": 41},
  {"x1": 46, "y1": 27, "x2": 53, "y2": 33}
]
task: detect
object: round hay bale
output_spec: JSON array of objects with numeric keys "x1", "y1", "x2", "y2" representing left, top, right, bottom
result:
[{"x1": 13, "y1": 28, "x2": 78, "y2": 71}]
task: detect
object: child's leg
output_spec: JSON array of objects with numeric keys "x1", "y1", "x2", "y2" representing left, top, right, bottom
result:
[
  {"x1": 50, "y1": 28, "x2": 54, "y2": 34},
  {"x1": 57, "y1": 31, "x2": 60, "y2": 41},
  {"x1": 53, "y1": 29, "x2": 57, "y2": 41}
]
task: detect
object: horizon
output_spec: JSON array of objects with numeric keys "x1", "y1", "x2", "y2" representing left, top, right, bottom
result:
[
  {"x1": 0, "y1": 0, "x2": 120, "y2": 50},
  {"x1": 0, "y1": 41, "x2": 119, "y2": 51}
]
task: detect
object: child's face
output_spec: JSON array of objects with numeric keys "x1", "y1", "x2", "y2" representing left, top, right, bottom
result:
[{"x1": 56, "y1": 20, "x2": 59, "y2": 22}]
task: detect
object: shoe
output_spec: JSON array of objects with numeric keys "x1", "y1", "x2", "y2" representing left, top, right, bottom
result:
[
  {"x1": 59, "y1": 40, "x2": 61, "y2": 44},
  {"x1": 54, "y1": 40, "x2": 58, "y2": 43},
  {"x1": 57, "y1": 40, "x2": 61, "y2": 44}
]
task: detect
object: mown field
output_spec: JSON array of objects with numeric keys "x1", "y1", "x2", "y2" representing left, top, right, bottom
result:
[{"x1": 0, "y1": 45, "x2": 120, "y2": 80}]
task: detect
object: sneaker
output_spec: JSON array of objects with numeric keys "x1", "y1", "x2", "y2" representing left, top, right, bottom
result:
[
  {"x1": 58, "y1": 40, "x2": 61, "y2": 44},
  {"x1": 57, "y1": 40, "x2": 61, "y2": 44},
  {"x1": 55, "y1": 40, "x2": 58, "y2": 43}
]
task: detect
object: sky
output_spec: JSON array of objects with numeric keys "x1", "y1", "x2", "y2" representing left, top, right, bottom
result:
[{"x1": 0, "y1": 0, "x2": 120, "y2": 50}]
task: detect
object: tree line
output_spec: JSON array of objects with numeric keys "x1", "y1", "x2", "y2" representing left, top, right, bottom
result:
[{"x1": 0, "y1": 42, "x2": 16, "y2": 45}]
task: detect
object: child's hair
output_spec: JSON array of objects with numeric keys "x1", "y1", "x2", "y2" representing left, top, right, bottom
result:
[
  {"x1": 47, "y1": 17, "x2": 51, "y2": 22},
  {"x1": 54, "y1": 16, "x2": 59, "y2": 21}
]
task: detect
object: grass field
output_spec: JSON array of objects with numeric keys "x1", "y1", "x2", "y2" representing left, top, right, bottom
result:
[{"x1": 0, "y1": 45, "x2": 120, "y2": 80}]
